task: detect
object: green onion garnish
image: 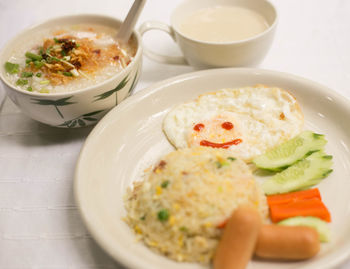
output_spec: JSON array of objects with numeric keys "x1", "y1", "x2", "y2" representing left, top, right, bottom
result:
[
  {"x1": 34, "y1": 61, "x2": 44, "y2": 68},
  {"x1": 25, "y1": 52, "x2": 42, "y2": 61},
  {"x1": 216, "y1": 160, "x2": 229, "y2": 168},
  {"x1": 27, "y1": 86, "x2": 33, "y2": 92},
  {"x1": 21, "y1": 71, "x2": 33, "y2": 78},
  {"x1": 161, "y1": 180, "x2": 170, "y2": 188},
  {"x1": 227, "y1": 157, "x2": 236, "y2": 161},
  {"x1": 157, "y1": 209, "x2": 169, "y2": 222},
  {"x1": 39, "y1": 88, "x2": 49, "y2": 93},
  {"x1": 39, "y1": 80, "x2": 50, "y2": 85},
  {"x1": 63, "y1": 71, "x2": 73, "y2": 77},
  {"x1": 25, "y1": 58, "x2": 32, "y2": 64},
  {"x1": 36, "y1": 73, "x2": 42, "y2": 77},
  {"x1": 53, "y1": 37, "x2": 59, "y2": 43},
  {"x1": 16, "y1": 79, "x2": 28, "y2": 86},
  {"x1": 179, "y1": 226, "x2": 188, "y2": 232},
  {"x1": 4, "y1": 62, "x2": 19, "y2": 74}
]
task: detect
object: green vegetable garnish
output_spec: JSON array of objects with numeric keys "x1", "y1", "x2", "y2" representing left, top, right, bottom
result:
[
  {"x1": 61, "y1": 50, "x2": 67, "y2": 56},
  {"x1": 179, "y1": 226, "x2": 188, "y2": 232},
  {"x1": 53, "y1": 37, "x2": 59, "y2": 43},
  {"x1": 46, "y1": 55, "x2": 61, "y2": 63},
  {"x1": 25, "y1": 52, "x2": 42, "y2": 61},
  {"x1": 46, "y1": 47, "x2": 53, "y2": 55},
  {"x1": 39, "y1": 80, "x2": 50, "y2": 85},
  {"x1": 21, "y1": 71, "x2": 33, "y2": 78},
  {"x1": 16, "y1": 79, "x2": 28, "y2": 86},
  {"x1": 227, "y1": 157, "x2": 236, "y2": 161},
  {"x1": 157, "y1": 209, "x2": 169, "y2": 222},
  {"x1": 39, "y1": 88, "x2": 49, "y2": 93},
  {"x1": 161, "y1": 180, "x2": 170, "y2": 188},
  {"x1": 216, "y1": 160, "x2": 229, "y2": 168},
  {"x1": 27, "y1": 86, "x2": 33, "y2": 92},
  {"x1": 140, "y1": 215, "x2": 146, "y2": 221},
  {"x1": 63, "y1": 71, "x2": 73, "y2": 77},
  {"x1": 34, "y1": 61, "x2": 44, "y2": 69},
  {"x1": 25, "y1": 59, "x2": 32, "y2": 64},
  {"x1": 36, "y1": 73, "x2": 42, "y2": 77},
  {"x1": 76, "y1": 43, "x2": 81, "y2": 48},
  {"x1": 4, "y1": 62, "x2": 19, "y2": 74}
]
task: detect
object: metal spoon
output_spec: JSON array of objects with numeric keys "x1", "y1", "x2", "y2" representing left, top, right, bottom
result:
[{"x1": 116, "y1": 0, "x2": 147, "y2": 44}]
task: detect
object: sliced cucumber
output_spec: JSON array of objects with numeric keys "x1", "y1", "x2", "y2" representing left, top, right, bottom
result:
[
  {"x1": 262, "y1": 150, "x2": 333, "y2": 195},
  {"x1": 278, "y1": 216, "x2": 330, "y2": 242},
  {"x1": 253, "y1": 131, "x2": 327, "y2": 171}
]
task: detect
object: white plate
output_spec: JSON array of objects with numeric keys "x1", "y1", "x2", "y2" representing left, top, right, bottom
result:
[{"x1": 75, "y1": 68, "x2": 350, "y2": 269}]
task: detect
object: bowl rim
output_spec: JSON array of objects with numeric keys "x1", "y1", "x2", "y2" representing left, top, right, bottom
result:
[
  {"x1": 0, "y1": 13, "x2": 142, "y2": 97},
  {"x1": 170, "y1": 0, "x2": 278, "y2": 46}
]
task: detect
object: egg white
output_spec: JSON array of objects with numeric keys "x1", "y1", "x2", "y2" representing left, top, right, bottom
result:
[{"x1": 163, "y1": 85, "x2": 304, "y2": 161}]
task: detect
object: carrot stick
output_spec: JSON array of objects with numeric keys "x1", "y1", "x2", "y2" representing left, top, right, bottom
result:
[
  {"x1": 269, "y1": 198, "x2": 331, "y2": 223},
  {"x1": 267, "y1": 188, "x2": 321, "y2": 206}
]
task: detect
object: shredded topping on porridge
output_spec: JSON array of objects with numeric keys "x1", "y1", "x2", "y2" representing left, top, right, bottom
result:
[{"x1": 4, "y1": 26, "x2": 135, "y2": 93}]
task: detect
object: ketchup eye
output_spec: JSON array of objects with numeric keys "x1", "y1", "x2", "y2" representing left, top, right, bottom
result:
[
  {"x1": 221, "y1": 121, "x2": 234, "y2": 130},
  {"x1": 194, "y1": 123, "x2": 205, "y2": 132}
]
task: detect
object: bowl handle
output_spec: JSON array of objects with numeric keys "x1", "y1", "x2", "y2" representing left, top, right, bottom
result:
[{"x1": 138, "y1": 21, "x2": 187, "y2": 65}]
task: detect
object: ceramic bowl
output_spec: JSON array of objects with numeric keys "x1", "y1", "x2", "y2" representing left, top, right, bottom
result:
[{"x1": 0, "y1": 14, "x2": 142, "y2": 128}]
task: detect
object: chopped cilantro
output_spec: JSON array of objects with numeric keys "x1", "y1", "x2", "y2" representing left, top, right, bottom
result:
[
  {"x1": 157, "y1": 209, "x2": 169, "y2": 222},
  {"x1": 227, "y1": 157, "x2": 236, "y2": 161},
  {"x1": 4, "y1": 62, "x2": 19, "y2": 74}
]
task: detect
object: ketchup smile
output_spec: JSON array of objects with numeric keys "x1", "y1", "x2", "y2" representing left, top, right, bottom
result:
[{"x1": 200, "y1": 139, "x2": 243, "y2": 149}]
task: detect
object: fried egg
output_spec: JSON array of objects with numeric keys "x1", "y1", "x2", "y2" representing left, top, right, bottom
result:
[{"x1": 163, "y1": 85, "x2": 304, "y2": 161}]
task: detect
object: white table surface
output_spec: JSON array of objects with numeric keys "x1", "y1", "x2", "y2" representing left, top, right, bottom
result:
[{"x1": 1, "y1": 0, "x2": 350, "y2": 268}]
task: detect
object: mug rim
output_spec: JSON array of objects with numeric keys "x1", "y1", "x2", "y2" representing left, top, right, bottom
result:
[
  {"x1": 0, "y1": 13, "x2": 142, "y2": 97},
  {"x1": 170, "y1": 0, "x2": 278, "y2": 46}
]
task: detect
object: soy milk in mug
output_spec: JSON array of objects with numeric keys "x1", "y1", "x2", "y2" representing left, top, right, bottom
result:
[{"x1": 179, "y1": 6, "x2": 269, "y2": 43}]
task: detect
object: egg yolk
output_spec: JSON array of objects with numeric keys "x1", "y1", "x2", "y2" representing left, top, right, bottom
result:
[{"x1": 187, "y1": 115, "x2": 243, "y2": 147}]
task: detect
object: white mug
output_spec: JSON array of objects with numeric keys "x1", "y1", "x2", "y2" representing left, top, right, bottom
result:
[{"x1": 139, "y1": 0, "x2": 277, "y2": 69}]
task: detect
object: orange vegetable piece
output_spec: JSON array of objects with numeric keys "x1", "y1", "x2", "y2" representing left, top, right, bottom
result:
[
  {"x1": 267, "y1": 188, "x2": 321, "y2": 206},
  {"x1": 269, "y1": 197, "x2": 331, "y2": 223}
]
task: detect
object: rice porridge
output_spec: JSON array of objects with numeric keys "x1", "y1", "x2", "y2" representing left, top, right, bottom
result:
[{"x1": 4, "y1": 24, "x2": 137, "y2": 93}]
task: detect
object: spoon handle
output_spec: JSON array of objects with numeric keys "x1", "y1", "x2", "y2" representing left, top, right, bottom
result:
[{"x1": 117, "y1": 0, "x2": 147, "y2": 44}]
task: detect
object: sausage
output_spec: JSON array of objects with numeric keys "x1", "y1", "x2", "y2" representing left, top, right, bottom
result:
[
  {"x1": 255, "y1": 225, "x2": 320, "y2": 260},
  {"x1": 213, "y1": 205, "x2": 262, "y2": 269}
]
